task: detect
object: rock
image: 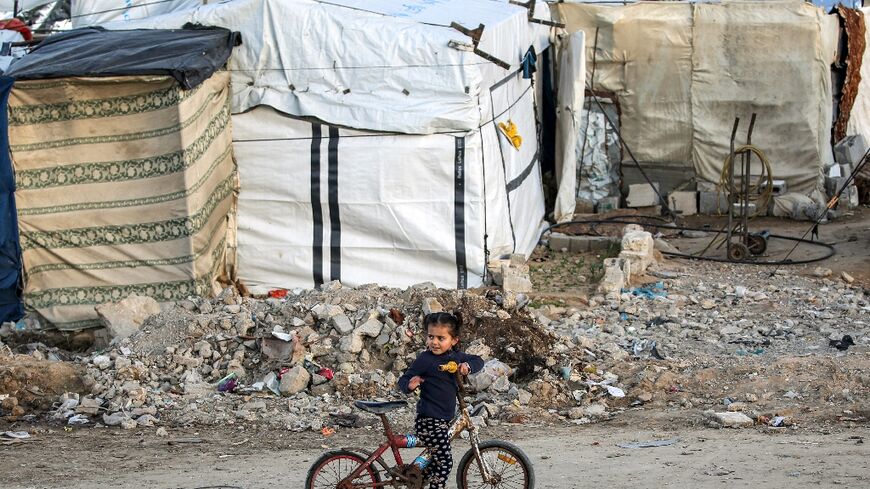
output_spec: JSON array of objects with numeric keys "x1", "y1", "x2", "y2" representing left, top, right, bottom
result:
[
  {"x1": 156, "y1": 427, "x2": 168, "y2": 437},
  {"x1": 136, "y1": 414, "x2": 159, "y2": 427},
  {"x1": 517, "y1": 389, "x2": 532, "y2": 405},
  {"x1": 194, "y1": 340, "x2": 212, "y2": 359},
  {"x1": 813, "y1": 267, "x2": 832, "y2": 278},
  {"x1": 422, "y1": 298, "x2": 443, "y2": 316},
  {"x1": 355, "y1": 319, "x2": 383, "y2": 338},
  {"x1": 279, "y1": 366, "x2": 311, "y2": 396},
  {"x1": 726, "y1": 402, "x2": 746, "y2": 412},
  {"x1": 711, "y1": 411, "x2": 753, "y2": 428},
  {"x1": 584, "y1": 403, "x2": 607, "y2": 417},
  {"x1": 339, "y1": 334, "x2": 364, "y2": 353},
  {"x1": 311, "y1": 373, "x2": 328, "y2": 386},
  {"x1": 654, "y1": 238, "x2": 678, "y2": 254},
  {"x1": 102, "y1": 412, "x2": 127, "y2": 426},
  {"x1": 331, "y1": 314, "x2": 354, "y2": 335},
  {"x1": 76, "y1": 397, "x2": 102, "y2": 415},
  {"x1": 95, "y1": 294, "x2": 162, "y2": 341},
  {"x1": 568, "y1": 407, "x2": 585, "y2": 420},
  {"x1": 224, "y1": 304, "x2": 241, "y2": 314},
  {"x1": 121, "y1": 418, "x2": 138, "y2": 430},
  {"x1": 502, "y1": 273, "x2": 533, "y2": 293},
  {"x1": 620, "y1": 229, "x2": 656, "y2": 275},
  {"x1": 92, "y1": 355, "x2": 112, "y2": 369},
  {"x1": 841, "y1": 271, "x2": 855, "y2": 284}
]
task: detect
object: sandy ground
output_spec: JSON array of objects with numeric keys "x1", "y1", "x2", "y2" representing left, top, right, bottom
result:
[{"x1": 1, "y1": 412, "x2": 868, "y2": 488}]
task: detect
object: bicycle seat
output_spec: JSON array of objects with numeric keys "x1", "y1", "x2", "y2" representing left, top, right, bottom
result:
[{"x1": 354, "y1": 400, "x2": 407, "y2": 414}]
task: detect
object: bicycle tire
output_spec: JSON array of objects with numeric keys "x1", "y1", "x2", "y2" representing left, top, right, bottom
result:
[
  {"x1": 456, "y1": 440, "x2": 535, "y2": 489},
  {"x1": 305, "y1": 449, "x2": 381, "y2": 489}
]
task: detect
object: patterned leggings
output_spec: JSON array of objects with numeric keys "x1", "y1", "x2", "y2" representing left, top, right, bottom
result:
[{"x1": 415, "y1": 415, "x2": 452, "y2": 489}]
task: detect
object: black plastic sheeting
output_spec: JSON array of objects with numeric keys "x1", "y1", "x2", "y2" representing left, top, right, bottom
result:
[{"x1": 5, "y1": 25, "x2": 241, "y2": 90}]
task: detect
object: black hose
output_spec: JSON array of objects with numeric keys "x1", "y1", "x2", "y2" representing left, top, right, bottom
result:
[{"x1": 542, "y1": 218, "x2": 836, "y2": 265}]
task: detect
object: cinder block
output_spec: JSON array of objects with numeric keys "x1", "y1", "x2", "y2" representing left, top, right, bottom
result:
[
  {"x1": 626, "y1": 183, "x2": 660, "y2": 208},
  {"x1": 699, "y1": 191, "x2": 729, "y2": 214},
  {"x1": 731, "y1": 202, "x2": 756, "y2": 217},
  {"x1": 834, "y1": 134, "x2": 867, "y2": 166},
  {"x1": 588, "y1": 236, "x2": 619, "y2": 251},
  {"x1": 549, "y1": 232, "x2": 571, "y2": 252},
  {"x1": 667, "y1": 191, "x2": 698, "y2": 216},
  {"x1": 826, "y1": 176, "x2": 849, "y2": 196}
]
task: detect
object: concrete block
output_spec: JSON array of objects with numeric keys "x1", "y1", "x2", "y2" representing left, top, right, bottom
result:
[
  {"x1": 626, "y1": 183, "x2": 660, "y2": 208},
  {"x1": 826, "y1": 176, "x2": 849, "y2": 196},
  {"x1": 834, "y1": 134, "x2": 866, "y2": 166},
  {"x1": 597, "y1": 257, "x2": 629, "y2": 294},
  {"x1": 699, "y1": 191, "x2": 729, "y2": 214},
  {"x1": 667, "y1": 191, "x2": 697, "y2": 216},
  {"x1": 731, "y1": 202, "x2": 757, "y2": 217},
  {"x1": 620, "y1": 230, "x2": 655, "y2": 276},
  {"x1": 589, "y1": 236, "x2": 619, "y2": 251},
  {"x1": 759, "y1": 179, "x2": 787, "y2": 196},
  {"x1": 549, "y1": 232, "x2": 571, "y2": 252}
]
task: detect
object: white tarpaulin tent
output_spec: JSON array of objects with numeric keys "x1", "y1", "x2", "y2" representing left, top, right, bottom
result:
[
  {"x1": 81, "y1": 0, "x2": 557, "y2": 291},
  {"x1": 553, "y1": 0, "x2": 838, "y2": 211}
]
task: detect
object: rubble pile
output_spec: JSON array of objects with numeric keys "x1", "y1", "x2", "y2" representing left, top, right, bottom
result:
[{"x1": 48, "y1": 282, "x2": 633, "y2": 431}]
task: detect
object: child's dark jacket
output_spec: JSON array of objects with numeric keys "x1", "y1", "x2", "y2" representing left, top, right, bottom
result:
[{"x1": 397, "y1": 349, "x2": 484, "y2": 420}]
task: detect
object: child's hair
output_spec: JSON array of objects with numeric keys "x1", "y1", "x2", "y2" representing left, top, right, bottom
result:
[{"x1": 423, "y1": 311, "x2": 463, "y2": 343}]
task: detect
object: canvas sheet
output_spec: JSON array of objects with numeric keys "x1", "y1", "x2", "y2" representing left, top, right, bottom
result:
[
  {"x1": 691, "y1": 2, "x2": 837, "y2": 194},
  {"x1": 96, "y1": 0, "x2": 550, "y2": 135},
  {"x1": 232, "y1": 67, "x2": 544, "y2": 292},
  {"x1": 554, "y1": 1, "x2": 837, "y2": 197},
  {"x1": 10, "y1": 73, "x2": 237, "y2": 330}
]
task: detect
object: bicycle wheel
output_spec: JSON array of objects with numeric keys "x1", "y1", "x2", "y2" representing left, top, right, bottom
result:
[
  {"x1": 305, "y1": 449, "x2": 381, "y2": 489},
  {"x1": 457, "y1": 440, "x2": 535, "y2": 489}
]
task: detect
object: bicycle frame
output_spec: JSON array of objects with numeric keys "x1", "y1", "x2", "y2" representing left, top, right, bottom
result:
[{"x1": 338, "y1": 375, "x2": 496, "y2": 488}]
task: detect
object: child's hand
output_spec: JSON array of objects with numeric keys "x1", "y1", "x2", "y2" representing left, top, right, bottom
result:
[
  {"x1": 408, "y1": 376, "x2": 424, "y2": 391},
  {"x1": 459, "y1": 362, "x2": 471, "y2": 375}
]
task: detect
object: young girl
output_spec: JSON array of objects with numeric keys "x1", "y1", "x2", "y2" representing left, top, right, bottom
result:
[{"x1": 397, "y1": 312, "x2": 484, "y2": 489}]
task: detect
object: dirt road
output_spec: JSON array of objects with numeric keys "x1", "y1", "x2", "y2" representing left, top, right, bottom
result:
[{"x1": 2, "y1": 414, "x2": 868, "y2": 489}]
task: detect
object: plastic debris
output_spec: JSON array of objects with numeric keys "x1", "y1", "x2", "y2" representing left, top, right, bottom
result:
[
  {"x1": 217, "y1": 372, "x2": 238, "y2": 393},
  {"x1": 623, "y1": 282, "x2": 667, "y2": 299},
  {"x1": 585, "y1": 380, "x2": 625, "y2": 398},
  {"x1": 829, "y1": 335, "x2": 855, "y2": 351},
  {"x1": 67, "y1": 414, "x2": 90, "y2": 425},
  {"x1": 1, "y1": 431, "x2": 30, "y2": 439},
  {"x1": 632, "y1": 339, "x2": 665, "y2": 360}
]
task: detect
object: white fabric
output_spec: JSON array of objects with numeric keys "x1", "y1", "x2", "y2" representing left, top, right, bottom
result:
[
  {"x1": 93, "y1": 0, "x2": 550, "y2": 135},
  {"x1": 0, "y1": 0, "x2": 55, "y2": 10},
  {"x1": 553, "y1": 30, "x2": 586, "y2": 221},
  {"x1": 232, "y1": 95, "x2": 544, "y2": 292},
  {"x1": 70, "y1": 0, "x2": 203, "y2": 27}
]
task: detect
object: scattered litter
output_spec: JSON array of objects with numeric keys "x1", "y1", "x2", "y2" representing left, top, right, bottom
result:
[
  {"x1": 217, "y1": 372, "x2": 238, "y2": 393},
  {"x1": 584, "y1": 380, "x2": 625, "y2": 398},
  {"x1": 617, "y1": 438, "x2": 679, "y2": 449},
  {"x1": 321, "y1": 427, "x2": 336, "y2": 437},
  {"x1": 623, "y1": 282, "x2": 667, "y2": 299},
  {"x1": 1, "y1": 431, "x2": 30, "y2": 439},
  {"x1": 632, "y1": 339, "x2": 665, "y2": 360},
  {"x1": 67, "y1": 414, "x2": 90, "y2": 425},
  {"x1": 829, "y1": 335, "x2": 855, "y2": 351}
]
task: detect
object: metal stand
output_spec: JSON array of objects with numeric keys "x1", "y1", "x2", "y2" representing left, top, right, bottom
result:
[{"x1": 725, "y1": 114, "x2": 768, "y2": 262}]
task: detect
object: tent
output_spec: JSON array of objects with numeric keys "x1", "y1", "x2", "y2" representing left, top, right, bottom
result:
[
  {"x1": 552, "y1": 0, "x2": 839, "y2": 213},
  {"x1": 4, "y1": 27, "x2": 239, "y2": 330},
  {"x1": 89, "y1": 0, "x2": 560, "y2": 292}
]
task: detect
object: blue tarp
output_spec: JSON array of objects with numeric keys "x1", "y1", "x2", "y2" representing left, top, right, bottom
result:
[{"x1": 0, "y1": 76, "x2": 23, "y2": 323}]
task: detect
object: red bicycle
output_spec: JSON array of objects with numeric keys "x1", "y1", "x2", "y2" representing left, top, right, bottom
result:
[{"x1": 305, "y1": 372, "x2": 534, "y2": 489}]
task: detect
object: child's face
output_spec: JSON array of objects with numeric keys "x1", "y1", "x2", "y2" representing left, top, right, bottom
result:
[{"x1": 426, "y1": 323, "x2": 458, "y2": 355}]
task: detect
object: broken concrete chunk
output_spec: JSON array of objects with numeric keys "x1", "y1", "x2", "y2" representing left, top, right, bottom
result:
[
  {"x1": 279, "y1": 366, "x2": 310, "y2": 396},
  {"x1": 422, "y1": 298, "x2": 444, "y2": 315},
  {"x1": 710, "y1": 411, "x2": 753, "y2": 428},
  {"x1": 626, "y1": 182, "x2": 660, "y2": 207},
  {"x1": 95, "y1": 295, "x2": 161, "y2": 341},
  {"x1": 330, "y1": 314, "x2": 354, "y2": 335},
  {"x1": 355, "y1": 318, "x2": 383, "y2": 338}
]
